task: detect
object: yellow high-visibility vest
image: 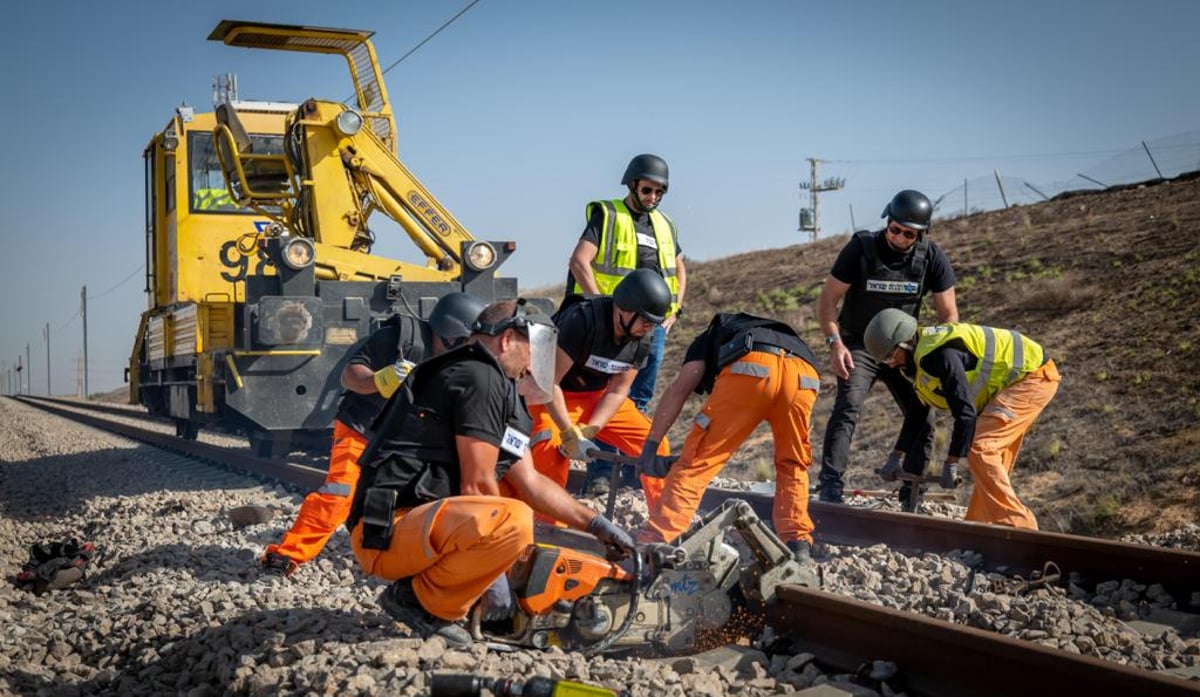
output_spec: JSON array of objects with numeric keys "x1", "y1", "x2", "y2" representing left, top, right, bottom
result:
[
  {"x1": 913, "y1": 322, "x2": 1045, "y2": 411},
  {"x1": 193, "y1": 187, "x2": 234, "y2": 210},
  {"x1": 576, "y1": 199, "x2": 680, "y2": 314}
]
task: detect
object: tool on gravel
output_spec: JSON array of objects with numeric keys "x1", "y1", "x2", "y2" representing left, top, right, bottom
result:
[
  {"x1": 467, "y1": 499, "x2": 818, "y2": 655},
  {"x1": 875, "y1": 469, "x2": 963, "y2": 488},
  {"x1": 430, "y1": 673, "x2": 621, "y2": 696}
]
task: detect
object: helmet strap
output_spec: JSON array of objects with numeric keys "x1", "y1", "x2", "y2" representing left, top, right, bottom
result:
[
  {"x1": 625, "y1": 183, "x2": 654, "y2": 213},
  {"x1": 618, "y1": 309, "x2": 638, "y2": 338}
]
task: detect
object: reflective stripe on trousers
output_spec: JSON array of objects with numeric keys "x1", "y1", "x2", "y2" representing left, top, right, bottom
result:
[
  {"x1": 267, "y1": 420, "x2": 367, "y2": 564},
  {"x1": 965, "y1": 359, "x2": 1060, "y2": 530},
  {"x1": 644, "y1": 350, "x2": 819, "y2": 545}
]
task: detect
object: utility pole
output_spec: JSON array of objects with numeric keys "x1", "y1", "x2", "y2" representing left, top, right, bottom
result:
[
  {"x1": 44, "y1": 322, "x2": 51, "y2": 396},
  {"x1": 26, "y1": 343, "x2": 31, "y2": 395},
  {"x1": 81, "y1": 285, "x2": 90, "y2": 399},
  {"x1": 16, "y1": 355, "x2": 23, "y2": 395},
  {"x1": 798, "y1": 158, "x2": 845, "y2": 242}
]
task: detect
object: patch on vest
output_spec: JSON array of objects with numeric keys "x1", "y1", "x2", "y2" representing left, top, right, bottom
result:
[
  {"x1": 636, "y1": 232, "x2": 659, "y2": 248},
  {"x1": 585, "y1": 355, "x2": 635, "y2": 374},
  {"x1": 500, "y1": 426, "x2": 530, "y2": 457},
  {"x1": 866, "y1": 279, "x2": 920, "y2": 294}
]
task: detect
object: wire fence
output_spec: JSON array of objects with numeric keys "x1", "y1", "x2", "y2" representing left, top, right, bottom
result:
[{"x1": 932, "y1": 129, "x2": 1200, "y2": 218}]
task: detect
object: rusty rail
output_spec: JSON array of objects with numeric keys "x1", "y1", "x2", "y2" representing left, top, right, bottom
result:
[{"x1": 774, "y1": 585, "x2": 1200, "y2": 696}]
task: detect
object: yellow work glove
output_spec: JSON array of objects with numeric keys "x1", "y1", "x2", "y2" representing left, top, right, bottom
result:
[
  {"x1": 373, "y1": 360, "x2": 416, "y2": 399},
  {"x1": 559, "y1": 424, "x2": 601, "y2": 461}
]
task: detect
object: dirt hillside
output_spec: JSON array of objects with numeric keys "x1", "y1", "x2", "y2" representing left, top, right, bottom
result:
[{"x1": 648, "y1": 175, "x2": 1200, "y2": 537}]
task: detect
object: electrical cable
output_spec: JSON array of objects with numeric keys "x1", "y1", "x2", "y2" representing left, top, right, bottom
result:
[{"x1": 379, "y1": 0, "x2": 482, "y2": 78}]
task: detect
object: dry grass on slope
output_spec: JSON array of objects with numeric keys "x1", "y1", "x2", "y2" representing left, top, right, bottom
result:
[{"x1": 662, "y1": 176, "x2": 1200, "y2": 537}]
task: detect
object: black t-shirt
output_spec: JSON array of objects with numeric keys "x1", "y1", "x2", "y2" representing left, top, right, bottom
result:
[
  {"x1": 830, "y1": 231, "x2": 956, "y2": 293},
  {"x1": 556, "y1": 297, "x2": 652, "y2": 393},
  {"x1": 335, "y1": 315, "x2": 427, "y2": 434},
  {"x1": 370, "y1": 355, "x2": 531, "y2": 476}
]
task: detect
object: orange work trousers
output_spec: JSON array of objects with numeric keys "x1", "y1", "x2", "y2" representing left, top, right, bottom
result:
[
  {"x1": 350, "y1": 496, "x2": 534, "y2": 621},
  {"x1": 528, "y1": 390, "x2": 668, "y2": 512},
  {"x1": 965, "y1": 359, "x2": 1060, "y2": 530},
  {"x1": 643, "y1": 350, "x2": 820, "y2": 545},
  {"x1": 267, "y1": 420, "x2": 366, "y2": 564}
]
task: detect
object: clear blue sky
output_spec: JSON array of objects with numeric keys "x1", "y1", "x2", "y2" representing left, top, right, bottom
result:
[{"x1": 2, "y1": 0, "x2": 1197, "y2": 396}]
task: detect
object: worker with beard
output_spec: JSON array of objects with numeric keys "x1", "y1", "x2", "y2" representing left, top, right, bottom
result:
[
  {"x1": 346, "y1": 300, "x2": 637, "y2": 650},
  {"x1": 261, "y1": 292, "x2": 486, "y2": 577},
  {"x1": 815, "y1": 190, "x2": 958, "y2": 510}
]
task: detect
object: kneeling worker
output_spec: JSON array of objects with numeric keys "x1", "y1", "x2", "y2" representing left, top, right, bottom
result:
[
  {"x1": 863, "y1": 308, "x2": 1060, "y2": 529},
  {"x1": 635, "y1": 312, "x2": 822, "y2": 560},
  {"x1": 262, "y1": 292, "x2": 486, "y2": 576},
  {"x1": 346, "y1": 300, "x2": 637, "y2": 649}
]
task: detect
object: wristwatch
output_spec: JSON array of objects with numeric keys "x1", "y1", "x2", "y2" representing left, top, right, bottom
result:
[
  {"x1": 675, "y1": 306, "x2": 684, "y2": 317},
  {"x1": 825, "y1": 334, "x2": 840, "y2": 347}
]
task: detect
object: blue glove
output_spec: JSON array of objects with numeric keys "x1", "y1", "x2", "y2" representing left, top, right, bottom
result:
[
  {"x1": 637, "y1": 439, "x2": 678, "y2": 478},
  {"x1": 587, "y1": 514, "x2": 636, "y2": 561},
  {"x1": 878, "y1": 451, "x2": 904, "y2": 482},
  {"x1": 940, "y1": 461, "x2": 961, "y2": 489},
  {"x1": 480, "y1": 573, "x2": 513, "y2": 621}
]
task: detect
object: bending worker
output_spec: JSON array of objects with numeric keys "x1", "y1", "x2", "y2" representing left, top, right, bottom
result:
[
  {"x1": 815, "y1": 189, "x2": 958, "y2": 509},
  {"x1": 635, "y1": 312, "x2": 821, "y2": 561},
  {"x1": 529, "y1": 269, "x2": 673, "y2": 512},
  {"x1": 261, "y1": 293, "x2": 486, "y2": 576},
  {"x1": 863, "y1": 308, "x2": 1060, "y2": 529},
  {"x1": 346, "y1": 300, "x2": 636, "y2": 650}
]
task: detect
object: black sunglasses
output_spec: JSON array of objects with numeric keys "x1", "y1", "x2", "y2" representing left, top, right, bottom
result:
[
  {"x1": 638, "y1": 185, "x2": 665, "y2": 197},
  {"x1": 887, "y1": 223, "x2": 919, "y2": 241}
]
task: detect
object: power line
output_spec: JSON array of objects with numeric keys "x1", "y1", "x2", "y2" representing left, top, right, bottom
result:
[
  {"x1": 88, "y1": 264, "x2": 145, "y2": 301},
  {"x1": 380, "y1": 0, "x2": 482, "y2": 77}
]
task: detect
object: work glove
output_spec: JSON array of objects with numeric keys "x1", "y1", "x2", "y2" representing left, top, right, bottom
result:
[
  {"x1": 878, "y1": 451, "x2": 904, "y2": 482},
  {"x1": 939, "y1": 461, "x2": 961, "y2": 489},
  {"x1": 587, "y1": 514, "x2": 636, "y2": 561},
  {"x1": 373, "y1": 360, "x2": 416, "y2": 399},
  {"x1": 479, "y1": 573, "x2": 514, "y2": 622},
  {"x1": 558, "y1": 424, "x2": 600, "y2": 461},
  {"x1": 637, "y1": 438, "x2": 678, "y2": 478}
]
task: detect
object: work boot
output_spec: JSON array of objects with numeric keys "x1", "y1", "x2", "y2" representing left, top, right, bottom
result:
[
  {"x1": 261, "y1": 551, "x2": 299, "y2": 577},
  {"x1": 898, "y1": 483, "x2": 925, "y2": 513},
  {"x1": 379, "y1": 578, "x2": 473, "y2": 650},
  {"x1": 786, "y1": 540, "x2": 813, "y2": 564},
  {"x1": 816, "y1": 485, "x2": 844, "y2": 504},
  {"x1": 585, "y1": 477, "x2": 610, "y2": 497}
]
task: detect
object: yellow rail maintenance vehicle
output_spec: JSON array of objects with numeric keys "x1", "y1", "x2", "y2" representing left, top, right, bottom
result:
[{"x1": 130, "y1": 20, "x2": 522, "y2": 456}]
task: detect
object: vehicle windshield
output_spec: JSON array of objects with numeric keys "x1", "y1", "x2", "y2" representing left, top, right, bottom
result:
[{"x1": 188, "y1": 131, "x2": 285, "y2": 214}]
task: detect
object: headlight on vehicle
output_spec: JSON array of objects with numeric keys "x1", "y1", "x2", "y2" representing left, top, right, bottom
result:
[
  {"x1": 464, "y1": 241, "x2": 497, "y2": 272},
  {"x1": 335, "y1": 109, "x2": 364, "y2": 136},
  {"x1": 281, "y1": 237, "x2": 315, "y2": 270}
]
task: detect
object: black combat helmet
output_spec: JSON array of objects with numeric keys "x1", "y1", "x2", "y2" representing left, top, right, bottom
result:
[
  {"x1": 880, "y1": 190, "x2": 933, "y2": 231},
  {"x1": 429, "y1": 292, "x2": 486, "y2": 347},
  {"x1": 621, "y1": 154, "x2": 669, "y2": 191},
  {"x1": 613, "y1": 269, "x2": 672, "y2": 324}
]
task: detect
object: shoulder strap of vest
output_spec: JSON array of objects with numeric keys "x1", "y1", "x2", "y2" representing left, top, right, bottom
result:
[{"x1": 910, "y1": 236, "x2": 931, "y2": 295}]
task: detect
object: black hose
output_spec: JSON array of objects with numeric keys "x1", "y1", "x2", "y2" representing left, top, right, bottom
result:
[{"x1": 583, "y1": 547, "x2": 642, "y2": 656}]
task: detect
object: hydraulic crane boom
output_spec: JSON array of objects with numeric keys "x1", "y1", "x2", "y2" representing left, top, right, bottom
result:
[{"x1": 208, "y1": 19, "x2": 492, "y2": 283}]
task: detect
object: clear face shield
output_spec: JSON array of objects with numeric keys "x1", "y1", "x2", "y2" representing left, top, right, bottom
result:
[{"x1": 520, "y1": 321, "x2": 557, "y2": 405}]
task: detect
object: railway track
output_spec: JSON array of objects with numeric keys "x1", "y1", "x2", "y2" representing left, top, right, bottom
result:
[{"x1": 11, "y1": 395, "x2": 1200, "y2": 696}]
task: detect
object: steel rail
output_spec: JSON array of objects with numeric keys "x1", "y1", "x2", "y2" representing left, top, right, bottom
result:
[
  {"x1": 13, "y1": 397, "x2": 1200, "y2": 695},
  {"x1": 12, "y1": 396, "x2": 325, "y2": 490},
  {"x1": 21, "y1": 396, "x2": 1199, "y2": 602},
  {"x1": 774, "y1": 584, "x2": 1200, "y2": 697}
]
